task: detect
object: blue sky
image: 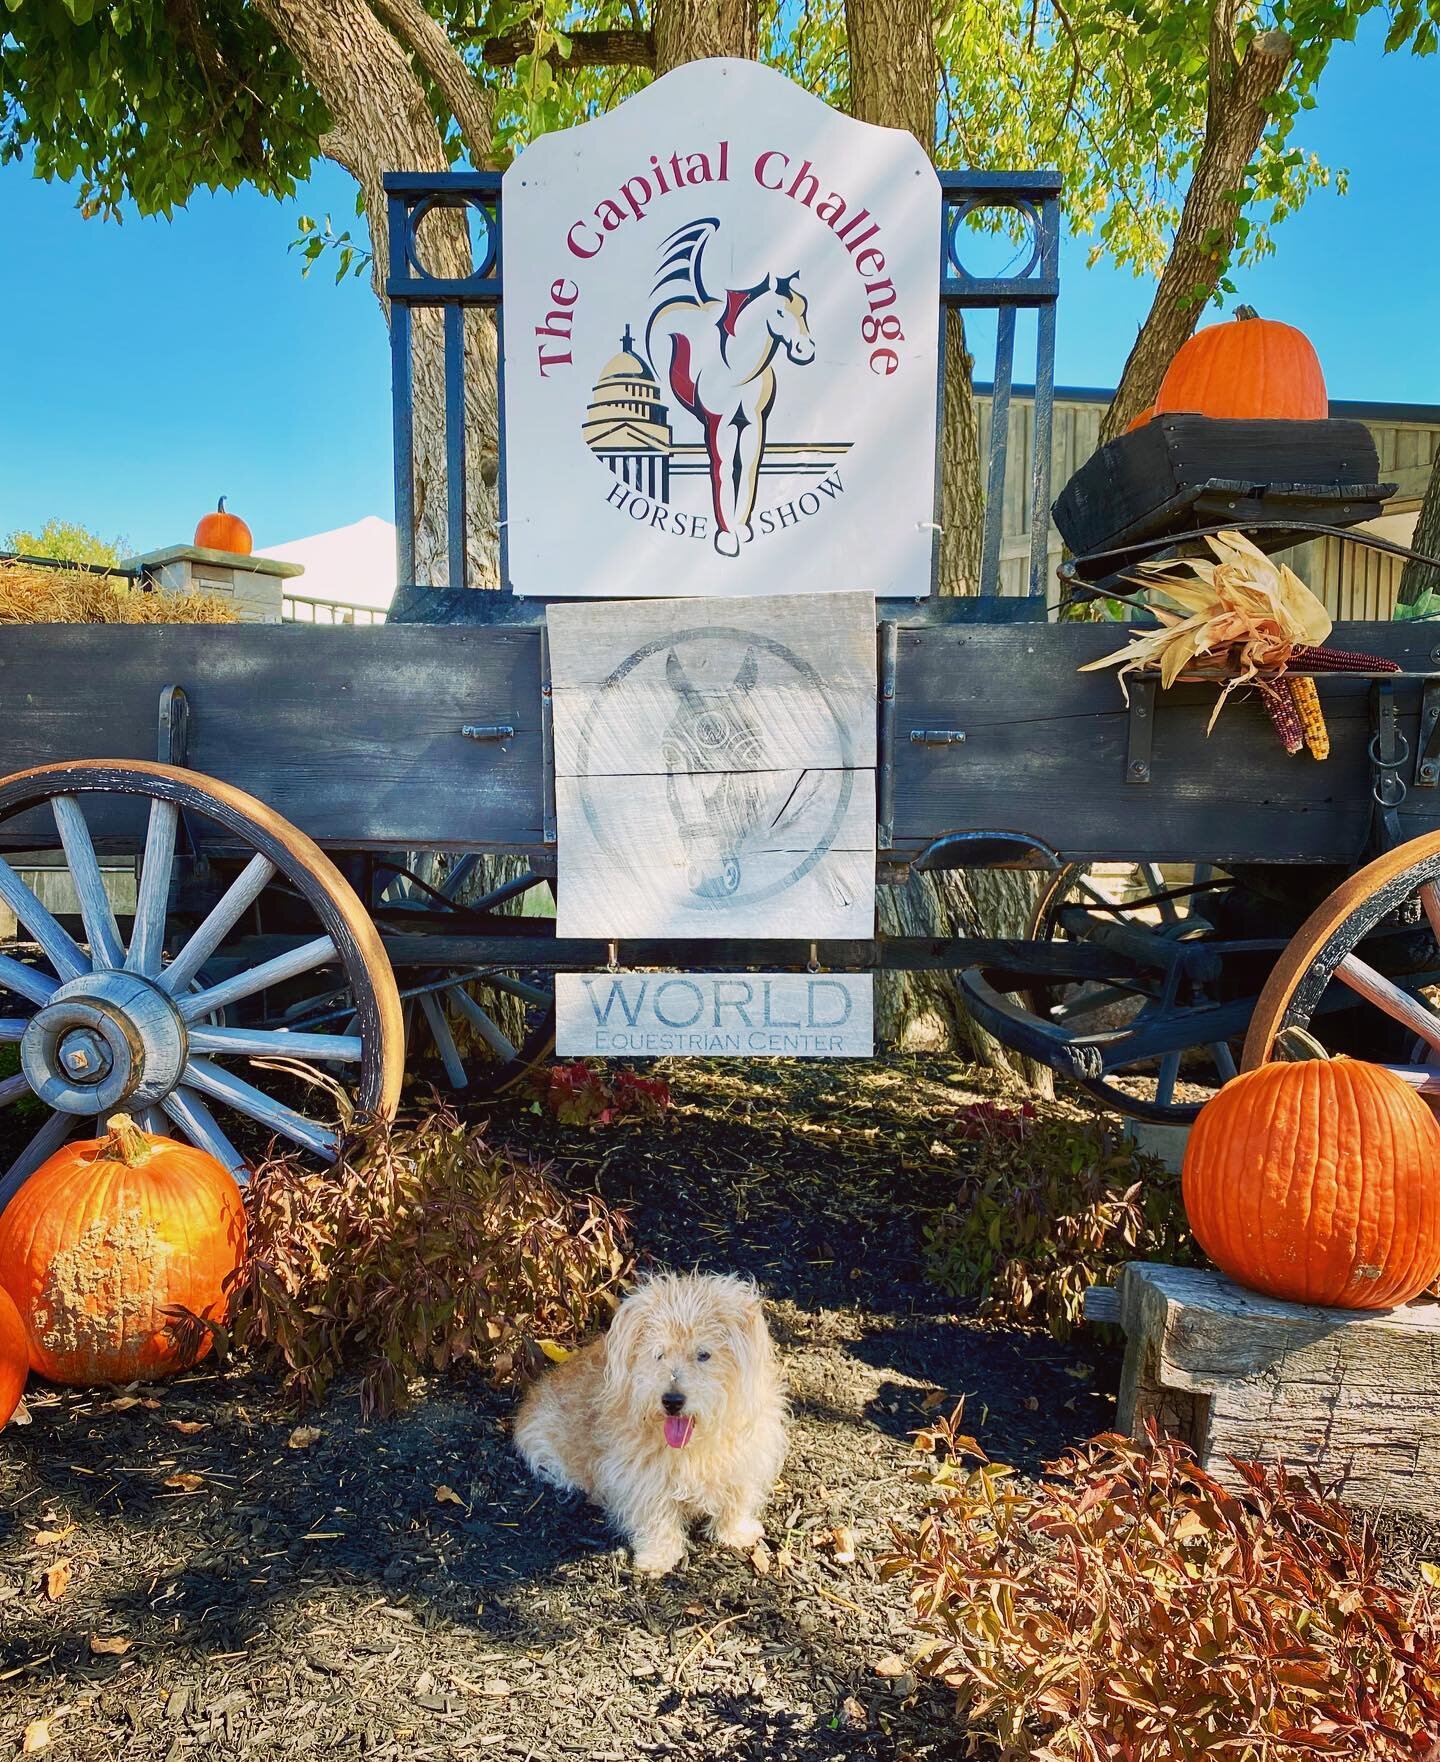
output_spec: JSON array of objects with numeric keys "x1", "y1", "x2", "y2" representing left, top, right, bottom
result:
[{"x1": 1, "y1": 14, "x2": 1436, "y2": 557}]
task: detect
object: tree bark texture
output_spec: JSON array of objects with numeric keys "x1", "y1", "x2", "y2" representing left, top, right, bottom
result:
[
  {"x1": 652, "y1": 0, "x2": 754, "y2": 74},
  {"x1": 1400, "y1": 448, "x2": 1440, "y2": 608},
  {"x1": 844, "y1": 0, "x2": 1045, "y2": 1084},
  {"x1": 1100, "y1": 22, "x2": 1294, "y2": 442},
  {"x1": 252, "y1": 0, "x2": 500, "y2": 589}
]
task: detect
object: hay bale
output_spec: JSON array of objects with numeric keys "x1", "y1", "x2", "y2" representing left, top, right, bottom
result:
[{"x1": 0, "y1": 559, "x2": 238, "y2": 625}]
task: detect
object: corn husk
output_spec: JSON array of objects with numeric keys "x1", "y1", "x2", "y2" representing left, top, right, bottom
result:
[
  {"x1": 1079, "y1": 532, "x2": 1331, "y2": 730},
  {"x1": 0, "y1": 559, "x2": 238, "y2": 625}
]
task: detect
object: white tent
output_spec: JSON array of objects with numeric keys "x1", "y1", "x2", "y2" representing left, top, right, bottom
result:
[{"x1": 256, "y1": 515, "x2": 397, "y2": 617}]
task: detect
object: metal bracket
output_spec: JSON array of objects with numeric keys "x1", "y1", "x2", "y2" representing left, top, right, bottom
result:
[
  {"x1": 1417, "y1": 678, "x2": 1440, "y2": 787},
  {"x1": 1125, "y1": 677, "x2": 1155, "y2": 784},
  {"x1": 157, "y1": 685, "x2": 190, "y2": 768},
  {"x1": 909, "y1": 728, "x2": 967, "y2": 745},
  {"x1": 876, "y1": 621, "x2": 897, "y2": 850},
  {"x1": 460, "y1": 723, "x2": 515, "y2": 742},
  {"x1": 539, "y1": 622, "x2": 557, "y2": 846}
]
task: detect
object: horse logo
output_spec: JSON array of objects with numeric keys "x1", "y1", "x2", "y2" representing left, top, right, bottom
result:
[
  {"x1": 660, "y1": 644, "x2": 823, "y2": 900},
  {"x1": 645, "y1": 218, "x2": 816, "y2": 557}
]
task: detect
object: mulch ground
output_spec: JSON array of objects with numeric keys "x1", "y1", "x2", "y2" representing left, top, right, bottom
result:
[{"x1": 0, "y1": 1057, "x2": 1124, "y2": 1760}]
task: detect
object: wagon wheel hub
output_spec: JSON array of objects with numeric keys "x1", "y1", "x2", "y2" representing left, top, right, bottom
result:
[{"x1": 21, "y1": 970, "x2": 189, "y2": 1117}]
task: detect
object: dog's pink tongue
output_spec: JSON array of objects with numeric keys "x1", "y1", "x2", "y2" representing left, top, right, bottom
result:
[{"x1": 664, "y1": 1414, "x2": 694, "y2": 1449}]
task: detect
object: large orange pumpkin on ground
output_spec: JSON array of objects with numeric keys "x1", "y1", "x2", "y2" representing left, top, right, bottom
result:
[
  {"x1": 1182, "y1": 1059, "x2": 1440, "y2": 1310},
  {"x1": 0, "y1": 1115, "x2": 245, "y2": 1384},
  {"x1": 194, "y1": 497, "x2": 253, "y2": 555},
  {"x1": 1153, "y1": 307, "x2": 1328, "y2": 423},
  {"x1": 0, "y1": 1285, "x2": 27, "y2": 1427}
]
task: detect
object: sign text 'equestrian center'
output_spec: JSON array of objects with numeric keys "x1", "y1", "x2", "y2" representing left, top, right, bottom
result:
[{"x1": 502, "y1": 59, "x2": 941, "y2": 599}]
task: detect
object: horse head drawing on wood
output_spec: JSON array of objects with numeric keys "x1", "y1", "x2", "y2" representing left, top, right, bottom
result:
[{"x1": 645, "y1": 218, "x2": 815, "y2": 558}]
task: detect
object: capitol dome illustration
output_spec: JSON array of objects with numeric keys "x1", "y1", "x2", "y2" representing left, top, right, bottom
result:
[{"x1": 582, "y1": 327, "x2": 674, "y2": 502}]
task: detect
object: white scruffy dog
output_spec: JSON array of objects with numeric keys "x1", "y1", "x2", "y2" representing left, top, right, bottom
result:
[{"x1": 513, "y1": 1271, "x2": 787, "y2": 1575}]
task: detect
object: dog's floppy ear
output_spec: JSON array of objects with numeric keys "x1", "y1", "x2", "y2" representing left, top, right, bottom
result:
[
  {"x1": 601, "y1": 1286, "x2": 648, "y2": 1395},
  {"x1": 728, "y1": 1281, "x2": 774, "y2": 1394}
]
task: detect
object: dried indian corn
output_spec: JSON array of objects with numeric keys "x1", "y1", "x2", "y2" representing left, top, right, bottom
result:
[
  {"x1": 1290, "y1": 643, "x2": 1400, "y2": 675},
  {"x1": 1288, "y1": 674, "x2": 1330, "y2": 759},
  {"x1": 1262, "y1": 681, "x2": 1305, "y2": 755}
]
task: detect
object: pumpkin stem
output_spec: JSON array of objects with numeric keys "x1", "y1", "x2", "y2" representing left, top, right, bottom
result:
[
  {"x1": 217, "y1": 496, "x2": 227, "y2": 514},
  {"x1": 1274, "y1": 1026, "x2": 1332, "y2": 1063},
  {"x1": 103, "y1": 1112, "x2": 153, "y2": 1166},
  {"x1": 1234, "y1": 304, "x2": 1259, "y2": 321}
]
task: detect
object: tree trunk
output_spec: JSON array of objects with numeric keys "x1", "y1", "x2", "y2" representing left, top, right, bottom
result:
[
  {"x1": 844, "y1": 0, "x2": 1046, "y2": 1084},
  {"x1": 1400, "y1": 447, "x2": 1440, "y2": 610},
  {"x1": 252, "y1": 0, "x2": 500, "y2": 588},
  {"x1": 1100, "y1": 21, "x2": 1294, "y2": 442},
  {"x1": 652, "y1": 0, "x2": 754, "y2": 73}
]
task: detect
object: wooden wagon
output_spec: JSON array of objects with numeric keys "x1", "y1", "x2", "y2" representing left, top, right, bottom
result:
[{"x1": 4, "y1": 159, "x2": 1440, "y2": 1201}]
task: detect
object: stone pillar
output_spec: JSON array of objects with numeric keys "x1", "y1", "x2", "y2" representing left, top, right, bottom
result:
[{"x1": 123, "y1": 545, "x2": 303, "y2": 623}]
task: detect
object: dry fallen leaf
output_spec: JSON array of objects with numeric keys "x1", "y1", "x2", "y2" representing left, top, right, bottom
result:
[
  {"x1": 22, "y1": 1718, "x2": 53, "y2": 1754},
  {"x1": 287, "y1": 1425, "x2": 321, "y2": 1450},
  {"x1": 824, "y1": 1526, "x2": 857, "y2": 1565},
  {"x1": 89, "y1": 1634, "x2": 131, "y2": 1657},
  {"x1": 434, "y1": 1485, "x2": 464, "y2": 1507},
  {"x1": 168, "y1": 1420, "x2": 207, "y2": 1437},
  {"x1": 481, "y1": 1678, "x2": 511, "y2": 1699},
  {"x1": 42, "y1": 1562, "x2": 71, "y2": 1601},
  {"x1": 749, "y1": 1538, "x2": 772, "y2": 1576},
  {"x1": 33, "y1": 1527, "x2": 75, "y2": 1547},
  {"x1": 163, "y1": 1472, "x2": 205, "y2": 1493},
  {"x1": 874, "y1": 1654, "x2": 909, "y2": 1678},
  {"x1": 840, "y1": 1696, "x2": 868, "y2": 1731}
]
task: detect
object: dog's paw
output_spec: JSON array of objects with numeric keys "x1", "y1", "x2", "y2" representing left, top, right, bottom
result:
[
  {"x1": 631, "y1": 1538, "x2": 686, "y2": 1576},
  {"x1": 712, "y1": 1514, "x2": 765, "y2": 1551}
]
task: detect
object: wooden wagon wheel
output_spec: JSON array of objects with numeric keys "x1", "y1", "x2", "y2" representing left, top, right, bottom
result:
[
  {"x1": 1023, "y1": 860, "x2": 1242, "y2": 1121},
  {"x1": 1242, "y1": 833, "x2": 1440, "y2": 1080},
  {"x1": 0, "y1": 761, "x2": 403, "y2": 1208},
  {"x1": 365, "y1": 857, "x2": 557, "y2": 1097}
]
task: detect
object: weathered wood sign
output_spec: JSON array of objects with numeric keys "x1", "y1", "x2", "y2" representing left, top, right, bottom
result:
[
  {"x1": 556, "y1": 972, "x2": 873, "y2": 1058},
  {"x1": 547, "y1": 591, "x2": 876, "y2": 940},
  {"x1": 502, "y1": 58, "x2": 940, "y2": 598}
]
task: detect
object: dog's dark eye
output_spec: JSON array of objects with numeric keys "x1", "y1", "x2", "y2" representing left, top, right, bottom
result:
[{"x1": 697, "y1": 1351, "x2": 711, "y2": 1363}]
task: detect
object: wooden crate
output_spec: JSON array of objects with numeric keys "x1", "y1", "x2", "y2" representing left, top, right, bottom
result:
[{"x1": 1086, "y1": 1262, "x2": 1440, "y2": 1516}]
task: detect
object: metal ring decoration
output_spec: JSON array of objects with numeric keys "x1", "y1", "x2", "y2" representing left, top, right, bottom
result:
[
  {"x1": 944, "y1": 197, "x2": 1043, "y2": 284},
  {"x1": 1242, "y1": 832, "x2": 1440, "y2": 1070},
  {"x1": 403, "y1": 192, "x2": 500, "y2": 289},
  {"x1": 0, "y1": 761, "x2": 404, "y2": 1207}
]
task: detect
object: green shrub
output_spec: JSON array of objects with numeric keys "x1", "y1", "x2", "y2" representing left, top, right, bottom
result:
[
  {"x1": 225, "y1": 1106, "x2": 630, "y2": 1414},
  {"x1": 882, "y1": 1412, "x2": 1440, "y2": 1760},
  {"x1": 923, "y1": 1107, "x2": 1195, "y2": 1336}
]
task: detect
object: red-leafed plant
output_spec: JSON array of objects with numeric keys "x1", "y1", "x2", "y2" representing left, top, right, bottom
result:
[
  {"x1": 882, "y1": 1409, "x2": 1440, "y2": 1759},
  {"x1": 950, "y1": 1100, "x2": 1037, "y2": 1143},
  {"x1": 530, "y1": 1060, "x2": 671, "y2": 1127}
]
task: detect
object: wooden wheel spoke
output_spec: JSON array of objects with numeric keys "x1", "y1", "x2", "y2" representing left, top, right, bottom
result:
[
  {"x1": 448, "y1": 985, "x2": 518, "y2": 1062},
  {"x1": 51, "y1": 794, "x2": 125, "y2": 970},
  {"x1": 161, "y1": 1088, "x2": 249, "y2": 1180},
  {"x1": 182, "y1": 1056, "x2": 338, "y2": 1157},
  {"x1": 0, "y1": 1017, "x2": 31, "y2": 1043},
  {"x1": 0, "y1": 954, "x2": 57, "y2": 1009},
  {"x1": 138, "y1": 1106, "x2": 170, "y2": 1136},
  {"x1": 0, "y1": 854, "x2": 89, "y2": 982},
  {"x1": 478, "y1": 971, "x2": 553, "y2": 1008},
  {"x1": 158, "y1": 853, "x2": 277, "y2": 995},
  {"x1": 0, "y1": 1073, "x2": 32, "y2": 1108},
  {"x1": 1335, "y1": 953, "x2": 1440, "y2": 1058},
  {"x1": 187, "y1": 1024, "x2": 363, "y2": 1062},
  {"x1": 1421, "y1": 882, "x2": 1440, "y2": 948},
  {"x1": 0, "y1": 1110, "x2": 79, "y2": 1213},
  {"x1": 419, "y1": 993, "x2": 469, "y2": 1089},
  {"x1": 178, "y1": 934, "x2": 339, "y2": 1022},
  {"x1": 127, "y1": 798, "x2": 180, "y2": 976}
]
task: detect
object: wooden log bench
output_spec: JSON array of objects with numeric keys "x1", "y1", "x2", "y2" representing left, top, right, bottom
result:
[{"x1": 1085, "y1": 1261, "x2": 1440, "y2": 1516}]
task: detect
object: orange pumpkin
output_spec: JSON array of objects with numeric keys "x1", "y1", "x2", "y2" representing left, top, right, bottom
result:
[
  {"x1": 0, "y1": 1115, "x2": 245, "y2": 1384},
  {"x1": 1124, "y1": 404, "x2": 1154, "y2": 434},
  {"x1": 1182, "y1": 1059, "x2": 1440, "y2": 1309},
  {"x1": 194, "y1": 497, "x2": 253, "y2": 555},
  {"x1": 1154, "y1": 307, "x2": 1328, "y2": 423},
  {"x1": 0, "y1": 1285, "x2": 27, "y2": 1427}
]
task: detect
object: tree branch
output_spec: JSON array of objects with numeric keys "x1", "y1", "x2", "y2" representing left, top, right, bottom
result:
[
  {"x1": 365, "y1": 0, "x2": 494, "y2": 163},
  {"x1": 470, "y1": 26, "x2": 656, "y2": 69}
]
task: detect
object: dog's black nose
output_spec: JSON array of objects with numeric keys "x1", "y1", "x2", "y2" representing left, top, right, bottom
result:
[{"x1": 661, "y1": 1391, "x2": 686, "y2": 1415}]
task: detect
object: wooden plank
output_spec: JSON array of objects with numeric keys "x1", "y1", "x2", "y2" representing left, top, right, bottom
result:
[
  {"x1": 0, "y1": 624, "x2": 545, "y2": 853},
  {"x1": 556, "y1": 971, "x2": 873, "y2": 1057},
  {"x1": 548, "y1": 594, "x2": 876, "y2": 939},
  {"x1": 1105, "y1": 1261, "x2": 1440, "y2": 1516}
]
